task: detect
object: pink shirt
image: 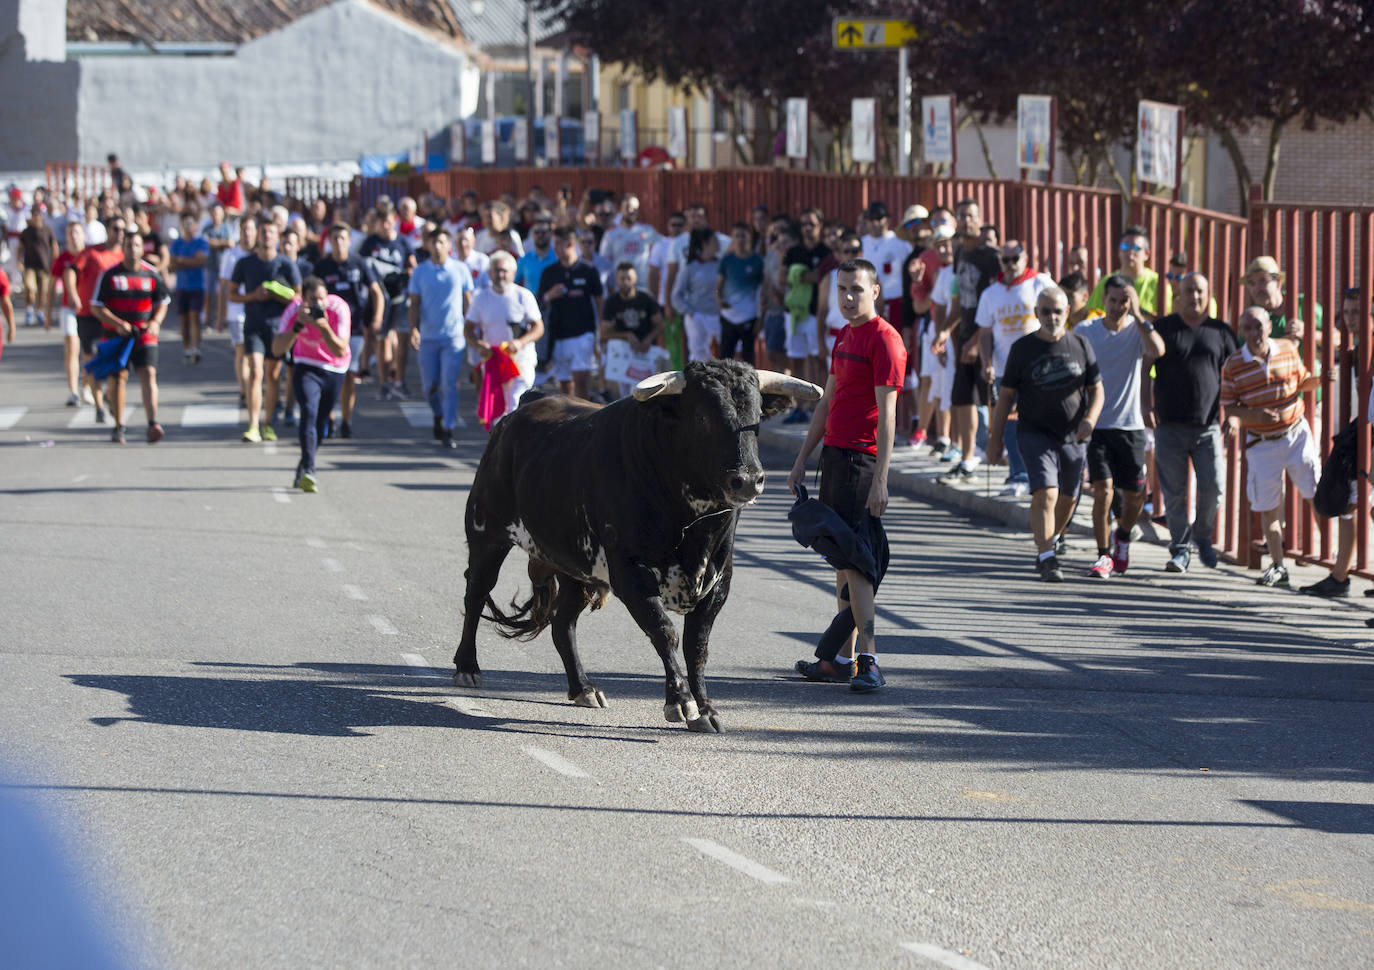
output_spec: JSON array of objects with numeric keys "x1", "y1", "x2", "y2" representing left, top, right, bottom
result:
[{"x1": 278, "y1": 294, "x2": 351, "y2": 373}]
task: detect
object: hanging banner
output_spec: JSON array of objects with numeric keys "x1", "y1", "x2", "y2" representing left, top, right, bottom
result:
[
  {"x1": 851, "y1": 98, "x2": 877, "y2": 164},
  {"x1": 921, "y1": 95, "x2": 955, "y2": 165},
  {"x1": 513, "y1": 118, "x2": 529, "y2": 163},
  {"x1": 667, "y1": 106, "x2": 689, "y2": 161},
  {"x1": 447, "y1": 123, "x2": 464, "y2": 168},
  {"x1": 619, "y1": 109, "x2": 638, "y2": 161},
  {"x1": 544, "y1": 116, "x2": 561, "y2": 166},
  {"x1": 785, "y1": 98, "x2": 808, "y2": 160},
  {"x1": 1137, "y1": 100, "x2": 1182, "y2": 189},
  {"x1": 1016, "y1": 95, "x2": 1054, "y2": 171},
  {"x1": 584, "y1": 110, "x2": 601, "y2": 164},
  {"x1": 480, "y1": 120, "x2": 496, "y2": 165}
]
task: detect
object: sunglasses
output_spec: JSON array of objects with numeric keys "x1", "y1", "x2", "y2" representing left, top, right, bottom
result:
[
  {"x1": 1000, "y1": 254, "x2": 1023, "y2": 264},
  {"x1": 1119, "y1": 242, "x2": 1147, "y2": 252},
  {"x1": 841, "y1": 247, "x2": 862, "y2": 255}
]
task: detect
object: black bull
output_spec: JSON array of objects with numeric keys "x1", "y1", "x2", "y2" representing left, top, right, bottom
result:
[{"x1": 453, "y1": 360, "x2": 821, "y2": 732}]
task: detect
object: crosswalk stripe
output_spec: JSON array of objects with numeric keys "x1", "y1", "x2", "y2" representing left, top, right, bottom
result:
[
  {"x1": 399, "y1": 402, "x2": 432, "y2": 428},
  {"x1": 181, "y1": 404, "x2": 242, "y2": 427},
  {"x1": 0, "y1": 407, "x2": 29, "y2": 430}
]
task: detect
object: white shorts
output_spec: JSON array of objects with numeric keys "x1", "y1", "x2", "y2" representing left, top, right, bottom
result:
[
  {"x1": 786, "y1": 313, "x2": 819, "y2": 359},
  {"x1": 1245, "y1": 420, "x2": 1320, "y2": 513},
  {"x1": 60, "y1": 307, "x2": 79, "y2": 338},
  {"x1": 227, "y1": 315, "x2": 245, "y2": 347},
  {"x1": 683, "y1": 312, "x2": 718, "y2": 363},
  {"x1": 927, "y1": 331, "x2": 954, "y2": 406},
  {"x1": 552, "y1": 331, "x2": 597, "y2": 382},
  {"x1": 348, "y1": 335, "x2": 365, "y2": 374}
]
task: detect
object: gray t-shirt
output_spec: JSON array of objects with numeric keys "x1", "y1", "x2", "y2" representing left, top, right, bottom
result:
[{"x1": 1074, "y1": 316, "x2": 1146, "y2": 430}]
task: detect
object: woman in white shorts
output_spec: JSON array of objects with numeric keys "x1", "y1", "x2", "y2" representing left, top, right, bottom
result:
[{"x1": 671, "y1": 228, "x2": 722, "y2": 363}]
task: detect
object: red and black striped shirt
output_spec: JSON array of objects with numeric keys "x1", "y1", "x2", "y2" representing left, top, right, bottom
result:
[{"x1": 91, "y1": 260, "x2": 169, "y2": 344}]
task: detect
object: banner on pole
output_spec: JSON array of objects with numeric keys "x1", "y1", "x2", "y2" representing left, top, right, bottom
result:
[
  {"x1": 1137, "y1": 100, "x2": 1182, "y2": 188},
  {"x1": 619, "y1": 109, "x2": 638, "y2": 161},
  {"x1": 785, "y1": 98, "x2": 808, "y2": 160},
  {"x1": 544, "y1": 116, "x2": 561, "y2": 166},
  {"x1": 851, "y1": 98, "x2": 877, "y2": 164},
  {"x1": 448, "y1": 122, "x2": 465, "y2": 167},
  {"x1": 667, "y1": 106, "x2": 689, "y2": 160},
  {"x1": 921, "y1": 95, "x2": 955, "y2": 165},
  {"x1": 1016, "y1": 95, "x2": 1054, "y2": 171},
  {"x1": 480, "y1": 120, "x2": 496, "y2": 165},
  {"x1": 513, "y1": 118, "x2": 529, "y2": 163},
  {"x1": 585, "y1": 110, "x2": 600, "y2": 163}
]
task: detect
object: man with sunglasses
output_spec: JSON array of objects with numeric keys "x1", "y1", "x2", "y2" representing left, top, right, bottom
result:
[
  {"x1": 1085, "y1": 225, "x2": 1161, "y2": 319},
  {"x1": 966, "y1": 241, "x2": 1056, "y2": 495}
]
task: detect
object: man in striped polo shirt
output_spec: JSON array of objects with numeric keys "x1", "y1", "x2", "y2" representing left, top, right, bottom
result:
[
  {"x1": 1220, "y1": 306, "x2": 1321, "y2": 587},
  {"x1": 90, "y1": 229, "x2": 170, "y2": 444}
]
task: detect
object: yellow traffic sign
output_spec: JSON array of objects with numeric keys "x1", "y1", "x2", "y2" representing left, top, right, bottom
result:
[{"x1": 833, "y1": 17, "x2": 919, "y2": 50}]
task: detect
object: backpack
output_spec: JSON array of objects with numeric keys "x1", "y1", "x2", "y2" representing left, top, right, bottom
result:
[{"x1": 1313, "y1": 420, "x2": 1361, "y2": 519}]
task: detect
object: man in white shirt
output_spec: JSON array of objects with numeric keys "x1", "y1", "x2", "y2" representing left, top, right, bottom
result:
[
  {"x1": 969, "y1": 240, "x2": 1055, "y2": 495},
  {"x1": 453, "y1": 225, "x2": 490, "y2": 289},
  {"x1": 858, "y1": 201, "x2": 913, "y2": 325},
  {"x1": 599, "y1": 193, "x2": 659, "y2": 283},
  {"x1": 465, "y1": 251, "x2": 544, "y2": 418}
]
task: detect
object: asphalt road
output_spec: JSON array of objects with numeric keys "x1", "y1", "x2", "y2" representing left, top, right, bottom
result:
[{"x1": 1, "y1": 327, "x2": 1371, "y2": 970}]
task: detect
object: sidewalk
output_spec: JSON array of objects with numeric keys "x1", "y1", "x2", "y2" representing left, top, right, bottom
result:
[{"x1": 759, "y1": 418, "x2": 1374, "y2": 651}]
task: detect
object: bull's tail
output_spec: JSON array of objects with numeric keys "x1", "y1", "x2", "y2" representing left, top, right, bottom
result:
[{"x1": 481, "y1": 566, "x2": 558, "y2": 641}]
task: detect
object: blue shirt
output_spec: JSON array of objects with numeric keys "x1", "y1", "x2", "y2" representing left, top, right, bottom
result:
[
  {"x1": 171, "y1": 236, "x2": 210, "y2": 291},
  {"x1": 717, "y1": 251, "x2": 764, "y2": 324},
  {"x1": 407, "y1": 258, "x2": 473, "y2": 342},
  {"x1": 516, "y1": 247, "x2": 557, "y2": 290}
]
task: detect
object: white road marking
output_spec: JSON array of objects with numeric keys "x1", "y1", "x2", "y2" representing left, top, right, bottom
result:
[
  {"x1": 400, "y1": 652, "x2": 443, "y2": 676},
  {"x1": 681, "y1": 838, "x2": 791, "y2": 885},
  {"x1": 521, "y1": 746, "x2": 590, "y2": 778},
  {"x1": 305, "y1": 536, "x2": 327, "y2": 549},
  {"x1": 899, "y1": 943, "x2": 993, "y2": 970},
  {"x1": 399, "y1": 402, "x2": 433, "y2": 428},
  {"x1": 320, "y1": 557, "x2": 343, "y2": 573},
  {"x1": 68, "y1": 408, "x2": 100, "y2": 429},
  {"x1": 367, "y1": 614, "x2": 398, "y2": 635},
  {"x1": 179, "y1": 404, "x2": 241, "y2": 427},
  {"x1": 72, "y1": 474, "x2": 89, "y2": 483},
  {"x1": 0, "y1": 406, "x2": 29, "y2": 430},
  {"x1": 446, "y1": 697, "x2": 492, "y2": 718},
  {"x1": 341, "y1": 584, "x2": 368, "y2": 600},
  {"x1": 263, "y1": 440, "x2": 278, "y2": 456},
  {"x1": 271, "y1": 487, "x2": 292, "y2": 504}
]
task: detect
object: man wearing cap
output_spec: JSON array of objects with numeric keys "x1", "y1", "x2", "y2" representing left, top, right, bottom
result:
[
  {"x1": 860, "y1": 202, "x2": 914, "y2": 329},
  {"x1": 1220, "y1": 305, "x2": 1321, "y2": 587},
  {"x1": 1245, "y1": 256, "x2": 1320, "y2": 344},
  {"x1": 1086, "y1": 225, "x2": 1161, "y2": 319}
]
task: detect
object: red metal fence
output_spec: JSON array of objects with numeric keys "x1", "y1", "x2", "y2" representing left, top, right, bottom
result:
[{"x1": 44, "y1": 162, "x2": 108, "y2": 201}]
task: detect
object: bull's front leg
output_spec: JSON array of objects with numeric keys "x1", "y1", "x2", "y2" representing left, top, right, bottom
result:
[
  {"x1": 611, "y1": 562, "x2": 698, "y2": 727},
  {"x1": 680, "y1": 562, "x2": 730, "y2": 733}
]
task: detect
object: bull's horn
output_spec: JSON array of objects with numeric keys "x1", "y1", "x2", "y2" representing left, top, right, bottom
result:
[
  {"x1": 756, "y1": 369, "x2": 823, "y2": 402},
  {"x1": 632, "y1": 370, "x2": 687, "y2": 401}
]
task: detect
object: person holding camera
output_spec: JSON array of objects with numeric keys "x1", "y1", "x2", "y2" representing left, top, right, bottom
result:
[{"x1": 272, "y1": 277, "x2": 350, "y2": 493}]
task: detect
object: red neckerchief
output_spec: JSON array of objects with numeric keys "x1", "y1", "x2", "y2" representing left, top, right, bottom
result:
[
  {"x1": 399, "y1": 219, "x2": 416, "y2": 235},
  {"x1": 997, "y1": 265, "x2": 1037, "y2": 286}
]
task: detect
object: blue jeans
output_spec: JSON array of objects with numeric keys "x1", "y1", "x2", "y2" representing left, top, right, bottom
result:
[
  {"x1": 419, "y1": 337, "x2": 465, "y2": 430},
  {"x1": 292, "y1": 364, "x2": 343, "y2": 475},
  {"x1": 992, "y1": 378, "x2": 1027, "y2": 482},
  {"x1": 1154, "y1": 422, "x2": 1224, "y2": 553}
]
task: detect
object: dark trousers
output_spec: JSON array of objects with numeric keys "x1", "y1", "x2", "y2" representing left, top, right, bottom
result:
[
  {"x1": 719, "y1": 319, "x2": 757, "y2": 365},
  {"x1": 293, "y1": 363, "x2": 344, "y2": 475}
]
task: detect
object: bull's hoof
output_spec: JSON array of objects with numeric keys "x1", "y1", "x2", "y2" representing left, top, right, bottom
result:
[
  {"x1": 453, "y1": 670, "x2": 482, "y2": 688},
  {"x1": 686, "y1": 713, "x2": 723, "y2": 733},
  {"x1": 572, "y1": 686, "x2": 608, "y2": 708},
  {"x1": 664, "y1": 699, "x2": 700, "y2": 724}
]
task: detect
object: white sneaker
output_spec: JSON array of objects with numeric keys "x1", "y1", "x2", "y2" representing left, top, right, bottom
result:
[
  {"x1": 998, "y1": 481, "x2": 1029, "y2": 497},
  {"x1": 80, "y1": 385, "x2": 95, "y2": 405}
]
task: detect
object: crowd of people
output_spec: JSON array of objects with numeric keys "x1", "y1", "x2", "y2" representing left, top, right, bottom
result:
[{"x1": 1, "y1": 154, "x2": 1367, "y2": 604}]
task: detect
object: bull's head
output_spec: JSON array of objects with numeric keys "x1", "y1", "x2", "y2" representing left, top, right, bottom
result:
[{"x1": 633, "y1": 361, "x2": 821, "y2": 509}]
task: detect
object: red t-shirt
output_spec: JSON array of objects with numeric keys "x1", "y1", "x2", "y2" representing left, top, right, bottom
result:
[
  {"x1": 72, "y1": 246, "x2": 124, "y2": 316},
  {"x1": 0, "y1": 267, "x2": 9, "y2": 298},
  {"x1": 824, "y1": 315, "x2": 907, "y2": 455},
  {"x1": 217, "y1": 179, "x2": 245, "y2": 211},
  {"x1": 52, "y1": 249, "x2": 78, "y2": 308}
]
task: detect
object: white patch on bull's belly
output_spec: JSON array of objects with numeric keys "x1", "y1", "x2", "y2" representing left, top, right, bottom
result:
[
  {"x1": 653, "y1": 564, "x2": 721, "y2": 615},
  {"x1": 507, "y1": 520, "x2": 538, "y2": 555},
  {"x1": 592, "y1": 547, "x2": 610, "y2": 583}
]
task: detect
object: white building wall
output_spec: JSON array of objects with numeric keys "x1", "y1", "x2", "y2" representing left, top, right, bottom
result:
[
  {"x1": 0, "y1": 0, "x2": 78, "y2": 170},
  {"x1": 76, "y1": 0, "x2": 471, "y2": 170}
]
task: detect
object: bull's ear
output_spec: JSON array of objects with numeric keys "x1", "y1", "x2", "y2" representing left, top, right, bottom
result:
[{"x1": 761, "y1": 393, "x2": 794, "y2": 419}]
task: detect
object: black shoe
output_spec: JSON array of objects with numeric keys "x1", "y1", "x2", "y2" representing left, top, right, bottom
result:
[
  {"x1": 1196, "y1": 539, "x2": 1219, "y2": 569},
  {"x1": 794, "y1": 658, "x2": 853, "y2": 683},
  {"x1": 849, "y1": 655, "x2": 885, "y2": 692},
  {"x1": 433, "y1": 416, "x2": 444, "y2": 440},
  {"x1": 441, "y1": 430, "x2": 458, "y2": 449},
  {"x1": 111, "y1": 424, "x2": 126, "y2": 445},
  {"x1": 340, "y1": 420, "x2": 352, "y2": 439},
  {"x1": 1038, "y1": 555, "x2": 1064, "y2": 582},
  {"x1": 1300, "y1": 575, "x2": 1350, "y2": 598}
]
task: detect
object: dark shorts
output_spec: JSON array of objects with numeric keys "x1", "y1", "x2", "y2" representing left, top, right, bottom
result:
[
  {"x1": 244, "y1": 318, "x2": 282, "y2": 359},
  {"x1": 762, "y1": 310, "x2": 787, "y2": 354},
  {"x1": 819, "y1": 444, "x2": 877, "y2": 531},
  {"x1": 1018, "y1": 427, "x2": 1087, "y2": 496},
  {"x1": 77, "y1": 315, "x2": 104, "y2": 356},
  {"x1": 719, "y1": 318, "x2": 756, "y2": 365},
  {"x1": 176, "y1": 289, "x2": 205, "y2": 314},
  {"x1": 125, "y1": 341, "x2": 159, "y2": 372},
  {"x1": 1087, "y1": 428, "x2": 1148, "y2": 491},
  {"x1": 950, "y1": 328, "x2": 990, "y2": 407},
  {"x1": 380, "y1": 302, "x2": 410, "y2": 335}
]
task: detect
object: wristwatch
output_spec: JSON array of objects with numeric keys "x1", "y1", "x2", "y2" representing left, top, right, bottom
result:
[{"x1": 1138, "y1": 320, "x2": 1155, "y2": 332}]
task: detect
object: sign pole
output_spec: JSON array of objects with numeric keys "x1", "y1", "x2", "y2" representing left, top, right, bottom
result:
[
  {"x1": 1173, "y1": 107, "x2": 1186, "y2": 203},
  {"x1": 898, "y1": 47, "x2": 910, "y2": 177}
]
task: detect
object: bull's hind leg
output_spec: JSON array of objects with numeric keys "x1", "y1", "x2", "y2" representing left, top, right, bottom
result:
[
  {"x1": 454, "y1": 533, "x2": 512, "y2": 687},
  {"x1": 549, "y1": 579, "x2": 607, "y2": 708}
]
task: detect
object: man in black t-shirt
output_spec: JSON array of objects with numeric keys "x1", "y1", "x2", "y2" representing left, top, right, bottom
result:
[
  {"x1": 229, "y1": 220, "x2": 301, "y2": 442},
  {"x1": 315, "y1": 222, "x2": 385, "y2": 437},
  {"x1": 989, "y1": 286, "x2": 1103, "y2": 581},
  {"x1": 932, "y1": 198, "x2": 1001, "y2": 480},
  {"x1": 538, "y1": 226, "x2": 603, "y2": 399},
  {"x1": 600, "y1": 262, "x2": 664, "y2": 398},
  {"x1": 1150, "y1": 272, "x2": 1241, "y2": 573},
  {"x1": 359, "y1": 206, "x2": 416, "y2": 399}
]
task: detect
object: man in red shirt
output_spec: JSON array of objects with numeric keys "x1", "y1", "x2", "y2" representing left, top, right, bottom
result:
[
  {"x1": 0, "y1": 267, "x2": 13, "y2": 357},
  {"x1": 90, "y1": 229, "x2": 170, "y2": 444},
  {"x1": 786, "y1": 258, "x2": 906, "y2": 692},
  {"x1": 216, "y1": 162, "x2": 245, "y2": 216},
  {"x1": 70, "y1": 216, "x2": 127, "y2": 421}
]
